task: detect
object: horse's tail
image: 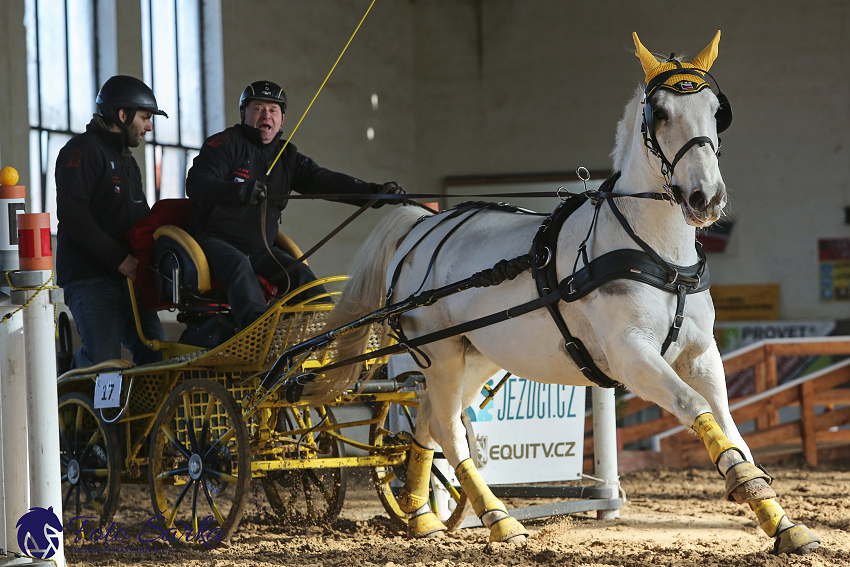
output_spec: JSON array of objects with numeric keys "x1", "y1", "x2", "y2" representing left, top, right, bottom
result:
[{"x1": 302, "y1": 206, "x2": 429, "y2": 404}]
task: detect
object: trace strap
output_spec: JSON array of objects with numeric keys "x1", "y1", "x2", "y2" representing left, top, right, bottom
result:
[{"x1": 274, "y1": 181, "x2": 710, "y2": 400}]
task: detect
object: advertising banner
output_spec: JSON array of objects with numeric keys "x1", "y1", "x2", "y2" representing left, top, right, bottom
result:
[
  {"x1": 464, "y1": 374, "x2": 586, "y2": 484},
  {"x1": 819, "y1": 238, "x2": 850, "y2": 301}
]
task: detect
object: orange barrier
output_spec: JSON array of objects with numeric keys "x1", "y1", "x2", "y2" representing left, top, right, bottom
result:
[{"x1": 17, "y1": 212, "x2": 52, "y2": 271}]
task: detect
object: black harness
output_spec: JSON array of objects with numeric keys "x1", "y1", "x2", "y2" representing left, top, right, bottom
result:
[
  {"x1": 360, "y1": 176, "x2": 710, "y2": 389},
  {"x1": 267, "y1": 176, "x2": 712, "y2": 402},
  {"x1": 531, "y1": 172, "x2": 709, "y2": 388}
]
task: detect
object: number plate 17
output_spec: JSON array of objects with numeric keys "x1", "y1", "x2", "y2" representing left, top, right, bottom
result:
[{"x1": 94, "y1": 372, "x2": 123, "y2": 409}]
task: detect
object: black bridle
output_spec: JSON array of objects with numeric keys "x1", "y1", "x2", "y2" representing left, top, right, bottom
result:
[{"x1": 640, "y1": 63, "x2": 729, "y2": 200}]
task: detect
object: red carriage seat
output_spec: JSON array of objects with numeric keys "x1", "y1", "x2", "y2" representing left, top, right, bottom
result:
[{"x1": 126, "y1": 198, "x2": 303, "y2": 314}]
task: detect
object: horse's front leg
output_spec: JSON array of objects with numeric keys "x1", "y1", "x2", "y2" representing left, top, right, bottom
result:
[
  {"x1": 610, "y1": 331, "x2": 819, "y2": 554},
  {"x1": 682, "y1": 347, "x2": 820, "y2": 554}
]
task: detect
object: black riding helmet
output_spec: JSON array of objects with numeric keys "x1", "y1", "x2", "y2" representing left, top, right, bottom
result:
[
  {"x1": 96, "y1": 75, "x2": 168, "y2": 128},
  {"x1": 239, "y1": 80, "x2": 287, "y2": 113}
]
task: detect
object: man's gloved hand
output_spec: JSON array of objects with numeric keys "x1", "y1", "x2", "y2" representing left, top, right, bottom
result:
[
  {"x1": 239, "y1": 179, "x2": 267, "y2": 205},
  {"x1": 372, "y1": 182, "x2": 408, "y2": 208}
]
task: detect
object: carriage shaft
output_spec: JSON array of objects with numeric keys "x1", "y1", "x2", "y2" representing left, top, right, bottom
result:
[{"x1": 251, "y1": 454, "x2": 406, "y2": 472}]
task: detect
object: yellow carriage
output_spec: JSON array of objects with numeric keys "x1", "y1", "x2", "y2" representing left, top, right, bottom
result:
[{"x1": 55, "y1": 204, "x2": 468, "y2": 545}]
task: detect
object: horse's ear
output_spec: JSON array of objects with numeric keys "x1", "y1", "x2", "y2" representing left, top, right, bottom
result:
[
  {"x1": 691, "y1": 30, "x2": 721, "y2": 71},
  {"x1": 633, "y1": 32, "x2": 660, "y2": 82}
]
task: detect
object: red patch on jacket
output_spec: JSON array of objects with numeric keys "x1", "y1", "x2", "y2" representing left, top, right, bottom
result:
[
  {"x1": 66, "y1": 148, "x2": 82, "y2": 168},
  {"x1": 207, "y1": 132, "x2": 227, "y2": 148}
]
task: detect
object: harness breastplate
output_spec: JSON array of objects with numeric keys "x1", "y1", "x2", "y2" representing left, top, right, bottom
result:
[{"x1": 531, "y1": 175, "x2": 710, "y2": 389}]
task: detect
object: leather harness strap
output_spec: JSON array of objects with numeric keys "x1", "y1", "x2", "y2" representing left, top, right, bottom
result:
[
  {"x1": 275, "y1": 179, "x2": 711, "y2": 400},
  {"x1": 532, "y1": 173, "x2": 710, "y2": 388}
]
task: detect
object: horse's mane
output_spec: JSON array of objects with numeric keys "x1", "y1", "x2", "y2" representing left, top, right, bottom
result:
[{"x1": 611, "y1": 85, "x2": 644, "y2": 172}]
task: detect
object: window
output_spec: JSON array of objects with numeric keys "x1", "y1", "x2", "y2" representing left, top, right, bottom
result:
[
  {"x1": 25, "y1": 0, "x2": 223, "y2": 228},
  {"x1": 25, "y1": 0, "x2": 115, "y2": 232},
  {"x1": 141, "y1": 0, "x2": 224, "y2": 201}
]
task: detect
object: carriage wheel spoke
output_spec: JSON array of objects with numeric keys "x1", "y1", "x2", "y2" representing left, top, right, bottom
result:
[
  {"x1": 74, "y1": 483, "x2": 81, "y2": 516},
  {"x1": 74, "y1": 406, "x2": 84, "y2": 451},
  {"x1": 203, "y1": 428, "x2": 236, "y2": 460},
  {"x1": 77, "y1": 429, "x2": 102, "y2": 465},
  {"x1": 62, "y1": 484, "x2": 75, "y2": 511},
  {"x1": 182, "y1": 392, "x2": 200, "y2": 453},
  {"x1": 81, "y1": 467, "x2": 110, "y2": 479},
  {"x1": 191, "y1": 482, "x2": 201, "y2": 536},
  {"x1": 160, "y1": 423, "x2": 192, "y2": 460},
  {"x1": 81, "y1": 484, "x2": 105, "y2": 516},
  {"x1": 304, "y1": 469, "x2": 334, "y2": 504},
  {"x1": 203, "y1": 468, "x2": 238, "y2": 484},
  {"x1": 59, "y1": 420, "x2": 73, "y2": 458},
  {"x1": 165, "y1": 479, "x2": 195, "y2": 527},
  {"x1": 155, "y1": 466, "x2": 189, "y2": 481},
  {"x1": 199, "y1": 397, "x2": 215, "y2": 447},
  {"x1": 200, "y1": 478, "x2": 226, "y2": 527}
]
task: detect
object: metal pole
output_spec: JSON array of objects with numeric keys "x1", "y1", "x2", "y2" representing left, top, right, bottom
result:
[
  {"x1": 592, "y1": 386, "x2": 620, "y2": 519},
  {"x1": 0, "y1": 307, "x2": 27, "y2": 555},
  {"x1": 20, "y1": 271, "x2": 65, "y2": 567}
]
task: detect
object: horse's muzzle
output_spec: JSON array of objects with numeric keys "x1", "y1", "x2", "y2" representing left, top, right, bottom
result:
[{"x1": 675, "y1": 185, "x2": 726, "y2": 226}]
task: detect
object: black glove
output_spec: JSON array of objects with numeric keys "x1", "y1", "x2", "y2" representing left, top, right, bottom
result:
[
  {"x1": 372, "y1": 182, "x2": 408, "y2": 208},
  {"x1": 239, "y1": 179, "x2": 267, "y2": 205}
]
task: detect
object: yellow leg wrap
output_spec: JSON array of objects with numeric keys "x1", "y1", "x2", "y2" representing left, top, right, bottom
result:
[
  {"x1": 693, "y1": 413, "x2": 737, "y2": 465},
  {"x1": 749, "y1": 498, "x2": 786, "y2": 537},
  {"x1": 456, "y1": 458, "x2": 504, "y2": 517},
  {"x1": 399, "y1": 442, "x2": 434, "y2": 514},
  {"x1": 456, "y1": 460, "x2": 529, "y2": 543},
  {"x1": 407, "y1": 510, "x2": 447, "y2": 538}
]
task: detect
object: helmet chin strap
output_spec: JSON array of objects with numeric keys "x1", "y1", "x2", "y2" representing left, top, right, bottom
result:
[{"x1": 113, "y1": 106, "x2": 138, "y2": 148}]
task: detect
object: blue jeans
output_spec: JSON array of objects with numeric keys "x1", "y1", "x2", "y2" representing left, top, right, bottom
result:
[{"x1": 63, "y1": 276, "x2": 165, "y2": 368}]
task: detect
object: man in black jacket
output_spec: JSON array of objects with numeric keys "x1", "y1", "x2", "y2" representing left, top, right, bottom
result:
[
  {"x1": 185, "y1": 80, "x2": 404, "y2": 335},
  {"x1": 56, "y1": 75, "x2": 167, "y2": 369}
]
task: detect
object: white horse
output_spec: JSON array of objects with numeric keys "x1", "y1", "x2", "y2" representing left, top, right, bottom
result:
[{"x1": 305, "y1": 32, "x2": 820, "y2": 555}]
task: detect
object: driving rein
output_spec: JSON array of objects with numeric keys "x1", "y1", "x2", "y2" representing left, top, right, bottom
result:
[{"x1": 277, "y1": 172, "x2": 710, "y2": 398}]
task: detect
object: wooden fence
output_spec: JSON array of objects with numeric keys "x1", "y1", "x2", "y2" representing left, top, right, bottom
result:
[{"x1": 583, "y1": 337, "x2": 850, "y2": 471}]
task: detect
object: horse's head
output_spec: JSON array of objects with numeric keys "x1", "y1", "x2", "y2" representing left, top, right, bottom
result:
[{"x1": 633, "y1": 31, "x2": 730, "y2": 227}]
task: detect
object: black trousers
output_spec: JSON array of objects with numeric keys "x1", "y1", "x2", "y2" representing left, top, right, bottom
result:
[{"x1": 196, "y1": 236, "x2": 327, "y2": 328}]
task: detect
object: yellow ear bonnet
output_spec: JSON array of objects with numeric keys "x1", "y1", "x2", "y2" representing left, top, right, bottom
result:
[{"x1": 633, "y1": 31, "x2": 721, "y2": 95}]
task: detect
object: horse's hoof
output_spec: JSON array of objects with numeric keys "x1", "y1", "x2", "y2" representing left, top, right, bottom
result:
[
  {"x1": 773, "y1": 524, "x2": 821, "y2": 555},
  {"x1": 726, "y1": 462, "x2": 776, "y2": 503},
  {"x1": 488, "y1": 515, "x2": 529, "y2": 543},
  {"x1": 407, "y1": 511, "x2": 448, "y2": 539}
]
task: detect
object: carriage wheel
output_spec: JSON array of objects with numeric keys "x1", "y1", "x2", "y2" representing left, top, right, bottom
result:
[
  {"x1": 148, "y1": 379, "x2": 250, "y2": 546},
  {"x1": 369, "y1": 400, "x2": 469, "y2": 531},
  {"x1": 58, "y1": 393, "x2": 122, "y2": 528},
  {"x1": 262, "y1": 406, "x2": 347, "y2": 525}
]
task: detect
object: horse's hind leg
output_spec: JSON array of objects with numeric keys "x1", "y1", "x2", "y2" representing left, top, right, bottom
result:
[
  {"x1": 684, "y1": 349, "x2": 821, "y2": 554},
  {"x1": 396, "y1": 390, "x2": 448, "y2": 538},
  {"x1": 425, "y1": 348, "x2": 528, "y2": 544}
]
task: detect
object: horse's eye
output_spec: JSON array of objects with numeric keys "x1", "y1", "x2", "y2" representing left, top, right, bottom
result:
[{"x1": 654, "y1": 109, "x2": 668, "y2": 123}]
